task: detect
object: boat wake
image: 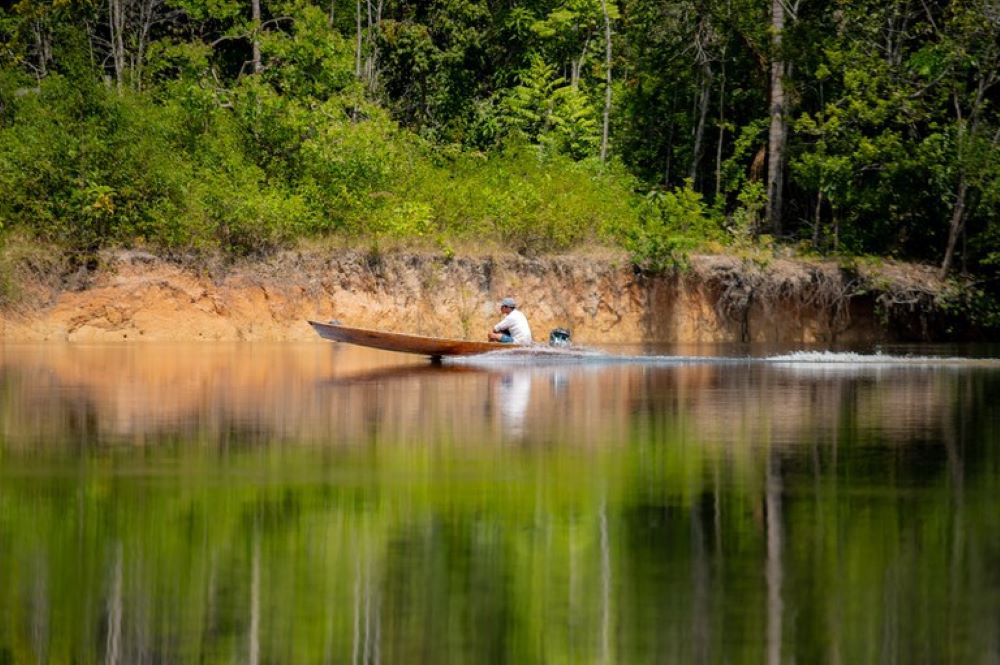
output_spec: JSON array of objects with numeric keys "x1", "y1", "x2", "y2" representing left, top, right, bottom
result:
[
  {"x1": 764, "y1": 350, "x2": 1000, "y2": 368},
  {"x1": 448, "y1": 348, "x2": 1000, "y2": 369},
  {"x1": 446, "y1": 346, "x2": 611, "y2": 366},
  {"x1": 449, "y1": 347, "x2": 743, "y2": 367}
]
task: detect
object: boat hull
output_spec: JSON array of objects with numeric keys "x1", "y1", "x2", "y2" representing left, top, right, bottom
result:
[{"x1": 308, "y1": 321, "x2": 513, "y2": 357}]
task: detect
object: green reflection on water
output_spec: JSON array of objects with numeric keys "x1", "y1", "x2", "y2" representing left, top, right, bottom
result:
[{"x1": 0, "y1": 345, "x2": 998, "y2": 664}]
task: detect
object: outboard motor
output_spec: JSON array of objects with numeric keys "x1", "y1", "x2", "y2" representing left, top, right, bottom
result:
[{"x1": 548, "y1": 328, "x2": 572, "y2": 347}]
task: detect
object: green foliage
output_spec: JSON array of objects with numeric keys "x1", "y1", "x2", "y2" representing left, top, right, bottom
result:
[
  {"x1": 0, "y1": 0, "x2": 998, "y2": 292},
  {"x1": 935, "y1": 281, "x2": 1000, "y2": 332},
  {"x1": 145, "y1": 41, "x2": 213, "y2": 84},
  {"x1": 375, "y1": 0, "x2": 492, "y2": 141},
  {"x1": 626, "y1": 180, "x2": 722, "y2": 271},
  {"x1": 496, "y1": 55, "x2": 599, "y2": 159},
  {"x1": 166, "y1": 0, "x2": 242, "y2": 23},
  {"x1": 0, "y1": 75, "x2": 191, "y2": 249},
  {"x1": 260, "y1": 4, "x2": 355, "y2": 100},
  {"x1": 396, "y1": 144, "x2": 640, "y2": 252},
  {"x1": 727, "y1": 180, "x2": 767, "y2": 246},
  {"x1": 530, "y1": 0, "x2": 617, "y2": 77},
  {"x1": 189, "y1": 172, "x2": 317, "y2": 256},
  {"x1": 719, "y1": 119, "x2": 767, "y2": 197},
  {"x1": 785, "y1": 0, "x2": 1000, "y2": 265}
]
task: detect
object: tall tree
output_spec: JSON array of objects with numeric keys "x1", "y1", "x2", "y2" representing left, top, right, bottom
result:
[
  {"x1": 599, "y1": 0, "x2": 614, "y2": 162},
  {"x1": 251, "y1": 0, "x2": 262, "y2": 74},
  {"x1": 689, "y1": 10, "x2": 718, "y2": 186},
  {"x1": 765, "y1": 0, "x2": 787, "y2": 235},
  {"x1": 109, "y1": 0, "x2": 126, "y2": 89}
]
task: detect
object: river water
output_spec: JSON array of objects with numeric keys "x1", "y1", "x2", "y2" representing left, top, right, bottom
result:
[{"x1": 0, "y1": 342, "x2": 997, "y2": 663}]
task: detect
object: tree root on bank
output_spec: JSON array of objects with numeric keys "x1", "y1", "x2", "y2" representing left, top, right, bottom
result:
[{"x1": 687, "y1": 255, "x2": 949, "y2": 342}]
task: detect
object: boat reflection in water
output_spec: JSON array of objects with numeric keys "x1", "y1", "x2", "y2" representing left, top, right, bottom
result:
[{"x1": 0, "y1": 343, "x2": 998, "y2": 663}]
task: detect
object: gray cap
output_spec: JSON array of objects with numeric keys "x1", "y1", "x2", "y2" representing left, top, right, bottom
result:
[{"x1": 500, "y1": 297, "x2": 517, "y2": 308}]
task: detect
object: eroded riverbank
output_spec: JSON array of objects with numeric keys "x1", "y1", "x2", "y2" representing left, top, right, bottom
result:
[{"x1": 0, "y1": 248, "x2": 958, "y2": 343}]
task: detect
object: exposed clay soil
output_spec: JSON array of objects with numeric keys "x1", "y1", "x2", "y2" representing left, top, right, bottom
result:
[{"x1": 0, "y1": 248, "x2": 956, "y2": 344}]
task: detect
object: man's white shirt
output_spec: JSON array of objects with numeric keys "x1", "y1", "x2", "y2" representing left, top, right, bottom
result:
[{"x1": 494, "y1": 309, "x2": 533, "y2": 345}]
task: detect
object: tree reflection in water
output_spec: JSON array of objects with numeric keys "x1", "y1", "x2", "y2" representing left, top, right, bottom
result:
[{"x1": 0, "y1": 344, "x2": 997, "y2": 663}]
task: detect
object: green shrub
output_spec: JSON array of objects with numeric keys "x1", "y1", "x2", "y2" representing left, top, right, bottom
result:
[
  {"x1": 626, "y1": 180, "x2": 722, "y2": 271},
  {"x1": 401, "y1": 145, "x2": 640, "y2": 253}
]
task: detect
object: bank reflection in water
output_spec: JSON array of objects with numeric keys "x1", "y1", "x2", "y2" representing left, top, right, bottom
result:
[
  {"x1": 0, "y1": 344, "x2": 977, "y2": 450},
  {"x1": 0, "y1": 344, "x2": 997, "y2": 663}
]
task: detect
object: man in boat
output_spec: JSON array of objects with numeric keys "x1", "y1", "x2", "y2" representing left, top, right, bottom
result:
[{"x1": 488, "y1": 297, "x2": 533, "y2": 345}]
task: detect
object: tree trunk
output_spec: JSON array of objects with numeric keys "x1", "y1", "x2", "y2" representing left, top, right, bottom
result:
[
  {"x1": 600, "y1": 0, "x2": 612, "y2": 163},
  {"x1": 939, "y1": 178, "x2": 967, "y2": 279},
  {"x1": 714, "y1": 60, "x2": 726, "y2": 200},
  {"x1": 354, "y1": 0, "x2": 362, "y2": 79},
  {"x1": 664, "y1": 92, "x2": 677, "y2": 186},
  {"x1": 570, "y1": 36, "x2": 590, "y2": 90},
  {"x1": 109, "y1": 0, "x2": 126, "y2": 90},
  {"x1": 766, "y1": 0, "x2": 786, "y2": 236},
  {"x1": 939, "y1": 80, "x2": 997, "y2": 277},
  {"x1": 32, "y1": 21, "x2": 51, "y2": 79},
  {"x1": 362, "y1": 0, "x2": 383, "y2": 90},
  {"x1": 689, "y1": 63, "x2": 711, "y2": 187},
  {"x1": 832, "y1": 208, "x2": 839, "y2": 251},
  {"x1": 136, "y1": 0, "x2": 159, "y2": 90},
  {"x1": 251, "y1": 0, "x2": 262, "y2": 74},
  {"x1": 812, "y1": 189, "x2": 823, "y2": 248},
  {"x1": 365, "y1": 0, "x2": 374, "y2": 85}
]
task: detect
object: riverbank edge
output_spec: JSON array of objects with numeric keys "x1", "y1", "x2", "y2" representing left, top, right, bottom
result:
[{"x1": 0, "y1": 246, "x2": 975, "y2": 344}]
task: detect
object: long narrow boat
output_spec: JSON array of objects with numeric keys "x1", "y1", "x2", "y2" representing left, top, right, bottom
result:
[{"x1": 308, "y1": 321, "x2": 513, "y2": 358}]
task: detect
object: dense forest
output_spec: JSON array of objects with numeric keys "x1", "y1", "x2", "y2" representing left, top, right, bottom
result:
[{"x1": 0, "y1": 0, "x2": 998, "y2": 287}]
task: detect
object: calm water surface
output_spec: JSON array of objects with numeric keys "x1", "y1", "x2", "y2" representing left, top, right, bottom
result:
[{"x1": 0, "y1": 343, "x2": 998, "y2": 664}]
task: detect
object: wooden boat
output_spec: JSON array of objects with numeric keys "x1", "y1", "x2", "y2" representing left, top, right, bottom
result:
[{"x1": 308, "y1": 321, "x2": 513, "y2": 358}]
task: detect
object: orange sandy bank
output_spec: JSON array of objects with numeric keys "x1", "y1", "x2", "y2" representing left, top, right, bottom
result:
[{"x1": 0, "y1": 249, "x2": 947, "y2": 344}]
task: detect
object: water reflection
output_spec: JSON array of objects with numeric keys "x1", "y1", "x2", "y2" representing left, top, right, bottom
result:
[
  {"x1": 0, "y1": 343, "x2": 997, "y2": 663},
  {"x1": 0, "y1": 344, "x2": 985, "y2": 451},
  {"x1": 495, "y1": 372, "x2": 532, "y2": 438}
]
